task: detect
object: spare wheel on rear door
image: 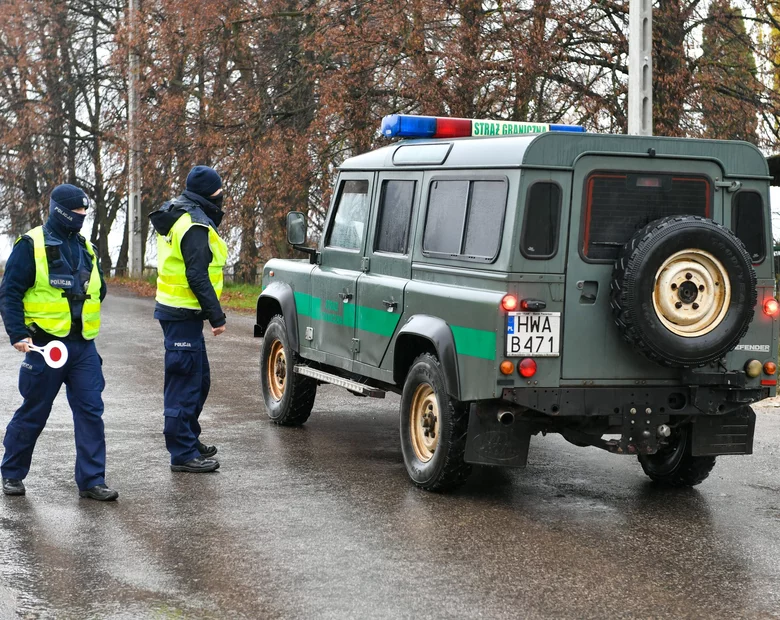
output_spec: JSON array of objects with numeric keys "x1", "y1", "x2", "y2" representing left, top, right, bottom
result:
[{"x1": 610, "y1": 215, "x2": 757, "y2": 367}]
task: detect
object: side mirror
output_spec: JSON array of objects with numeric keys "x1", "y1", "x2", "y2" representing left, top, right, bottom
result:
[{"x1": 286, "y1": 211, "x2": 307, "y2": 246}]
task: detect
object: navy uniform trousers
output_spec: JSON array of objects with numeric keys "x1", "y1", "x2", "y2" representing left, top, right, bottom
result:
[
  {"x1": 1, "y1": 340, "x2": 106, "y2": 491},
  {"x1": 159, "y1": 319, "x2": 210, "y2": 465}
]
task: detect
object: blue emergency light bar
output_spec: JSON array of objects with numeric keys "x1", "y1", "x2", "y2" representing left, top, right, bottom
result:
[{"x1": 381, "y1": 114, "x2": 585, "y2": 139}]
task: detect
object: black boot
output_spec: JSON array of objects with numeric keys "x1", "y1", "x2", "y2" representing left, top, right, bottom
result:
[
  {"x1": 170, "y1": 456, "x2": 220, "y2": 473},
  {"x1": 2, "y1": 478, "x2": 25, "y2": 496},
  {"x1": 79, "y1": 484, "x2": 119, "y2": 501},
  {"x1": 197, "y1": 441, "x2": 218, "y2": 458}
]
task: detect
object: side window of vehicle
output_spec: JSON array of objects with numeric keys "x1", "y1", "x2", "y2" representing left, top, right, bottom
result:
[
  {"x1": 463, "y1": 181, "x2": 507, "y2": 258},
  {"x1": 423, "y1": 179, "x2": 507, "y2": 261},
  {"x1": 375, "y1": 180, "x2": 416, "y2": 254},
  {"x1": 423, "y1": 180, "x2": 469, "y2": 255},
  {"x1": 521, "y1": 182, "x2": 562, "y2": 259},
  {"x1": 732, "y1": 191, "x2": 765, "y2": 263},
  {"x1": 326, "y1": 180, "x2": 370, "y2": 251}
]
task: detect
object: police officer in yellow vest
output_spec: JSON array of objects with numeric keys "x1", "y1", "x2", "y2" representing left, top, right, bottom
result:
[
  {"x1": 149, "y1": 166, "x2": 228, "y2": 473},
  {"x1": 0, "y1": 184, "x2": 117, "y2": 500}
]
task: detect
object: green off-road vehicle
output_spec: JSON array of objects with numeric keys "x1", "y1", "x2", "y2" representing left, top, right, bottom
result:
[{"x1": 255, "y1": 114, "x2": 778, "y2": 491}]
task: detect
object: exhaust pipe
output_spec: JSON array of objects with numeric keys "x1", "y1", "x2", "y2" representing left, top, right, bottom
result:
[{"x1": 497, "y1": 411, "x2": 515, "y2": 426}]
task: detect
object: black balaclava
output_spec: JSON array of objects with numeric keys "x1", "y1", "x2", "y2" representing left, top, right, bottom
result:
[
  {"x1": 49, "y1": 184, "x2": 89, "y2": 233},
  {"x1": 185, "y1": 165, "x2": 224, "y2": 226},
  {"x1": 209, "y1": 194, "x2": 224, "y2": 210}
]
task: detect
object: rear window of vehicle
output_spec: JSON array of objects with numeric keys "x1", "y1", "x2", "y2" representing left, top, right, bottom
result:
[
  {"x1": 423, "y1": 179, "x2": 507, "y2": 262},
  {"x1": 732, "y1": 191, "x2": 765, "y2": 263},
  {"x1": 583, "y1": 173, "x2": 711, "y2": 261}
]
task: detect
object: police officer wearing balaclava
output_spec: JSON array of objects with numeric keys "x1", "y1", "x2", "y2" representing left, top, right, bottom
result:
[
  {"x1": 0, "y1": 184, "x2": 117, "y2": 500},
  {"x1": 149, "y1": 166, "x2": 227, "y2": 473}
]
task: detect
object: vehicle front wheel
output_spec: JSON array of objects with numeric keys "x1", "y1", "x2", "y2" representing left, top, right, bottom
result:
[
  {"x1": 260, "y1": 315, "x2": 316, "y2": 426},
  {"x1": 400, "y1": 353, "x2": 472, "y2": 491},
  {"x1": 638, "y1": 425, "x2": 716, "y2": 487}
]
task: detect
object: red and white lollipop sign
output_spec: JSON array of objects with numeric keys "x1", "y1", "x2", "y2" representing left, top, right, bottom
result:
[{"x1": 27, "y1": 341, "x2": 68, "y2": 369}]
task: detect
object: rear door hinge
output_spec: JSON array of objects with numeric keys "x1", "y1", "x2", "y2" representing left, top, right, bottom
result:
[
  {"x1": 361, "y1": 257, "x2": 370, "y2": 272},
  {"x1": 714, "y1": 180, "x2": 742, "y2": 193},
  {"x1": 352, "y1": 338, "x2": 360, "y2": 353}
]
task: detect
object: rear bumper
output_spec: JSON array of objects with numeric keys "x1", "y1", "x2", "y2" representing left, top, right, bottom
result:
[
  {"x1": 500, "y1": 385, "x2": 767, "y2": 417},
  {"x1": 463, "y1": 386, "x2": 763, "y2": 468}
]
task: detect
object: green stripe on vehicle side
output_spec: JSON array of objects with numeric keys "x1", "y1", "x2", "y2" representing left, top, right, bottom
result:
[
  {"x1": 356, "y1": 305, "x2": 401, "y2": 338},
  {"x1": 293, "y1": 291, "x2": 312, "y2": 318},
  {"x1": 450, "y1": 325, "x2": 496, "y2": 361},
  {"x1": 292, "y1": 291, "x2": 495, "y2": 359},
  {"x1": 310, "y1": 295, "x2": 356, "y2": 327}
]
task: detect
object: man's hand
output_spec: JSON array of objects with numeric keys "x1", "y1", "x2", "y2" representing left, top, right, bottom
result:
[
  {"x1": 13, "y1": 338, "x2": 31, "y2": 353},
  {"x1": 211, "y1": 325, "x2": 226, "y2": 337}
]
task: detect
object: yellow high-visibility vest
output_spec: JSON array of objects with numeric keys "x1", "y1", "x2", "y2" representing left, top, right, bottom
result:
[
  {"x1": 20, "y1": 226, "x2": 102, "y2": 339},
  {"x1": 155, "y1": 211, "x2": 228, "y2": 309}
]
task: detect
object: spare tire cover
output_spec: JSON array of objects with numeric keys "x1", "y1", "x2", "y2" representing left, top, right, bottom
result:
[{"x1": 610, "y1": 215, "x2": 757, "y2": 367}]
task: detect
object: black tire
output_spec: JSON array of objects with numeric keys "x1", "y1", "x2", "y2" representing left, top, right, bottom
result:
[
  {"x1": 260, "y1": 315, "x2": 316, "y2": 426},
  {"x1": 399, "y1": 353, "x2": 472, "y2": 491},
  {"x1": 638, "y1": 425, "x2": 716, "y2": 487},
  {"x1": 611, "y1": 215, "x2": 756, "y2": 367}
]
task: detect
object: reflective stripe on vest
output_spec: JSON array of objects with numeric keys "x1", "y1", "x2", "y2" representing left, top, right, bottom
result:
[
  {"x1": 20, "y1": 226, "x2": 102, "y2": 339},
  {"x1": 155, "y1": 212, "x2": 228, "y2": 310}
]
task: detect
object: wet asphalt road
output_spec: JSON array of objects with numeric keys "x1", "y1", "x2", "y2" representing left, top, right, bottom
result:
[{"x1": 0, "y1": 292, "x2": 779, "y2": 619}]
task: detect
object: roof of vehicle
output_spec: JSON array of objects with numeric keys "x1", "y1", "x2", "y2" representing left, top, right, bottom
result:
[{"x1": 340, "y1": 132, "x2": 769, "y2": 179}]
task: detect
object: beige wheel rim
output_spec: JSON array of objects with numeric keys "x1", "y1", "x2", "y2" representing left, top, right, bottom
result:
[
  {"x1": 267, "y1": 340, "x2": 286, "y2": 401},
  {"x1": 410, "y1": 383, "x2": 439, "y2": 463},
  {"x1": 652, "y1": 249, "x2": 731, "y2": 338}
]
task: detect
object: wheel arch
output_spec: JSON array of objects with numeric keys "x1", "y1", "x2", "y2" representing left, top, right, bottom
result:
[
  {"x1": 394, "y1": 315, "x2": 461, "y2": 399},
  {"x1": 255, "y1": 281, "x2": 300, "y2": 352}
]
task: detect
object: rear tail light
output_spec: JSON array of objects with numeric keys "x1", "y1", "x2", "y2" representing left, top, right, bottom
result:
[
  {"x1": 764, "y1": 298, "x2": 779, "y2": 317},
  {"x1": 764, "y1": 361, "x2": 777, "y2": 376},
  {"x1": 502, "y1": 295, "x2": 518, "y2": 311},
  {"x1": 518, "y1": 358, "x2": 537, "y2": 378}
]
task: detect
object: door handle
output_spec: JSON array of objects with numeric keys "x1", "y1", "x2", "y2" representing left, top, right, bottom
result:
[
  {"x1": 339, "y1": 292, "x2": 353, "y2": 303},
  {"x1": 578, "y1": 280, "x2": 598, "y2": 305},
  {"x1": 382, "y1": 299, "x2": 398, "y2": 312}
]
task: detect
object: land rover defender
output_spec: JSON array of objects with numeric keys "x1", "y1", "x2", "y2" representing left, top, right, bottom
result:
[{"x1": 255, "y1": 115, "x2": 778, "y2": 492}]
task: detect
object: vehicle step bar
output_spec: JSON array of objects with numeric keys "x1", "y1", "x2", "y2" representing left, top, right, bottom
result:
[{"x1": 293, "y1": 365, "x2": 386, "y2": 398}]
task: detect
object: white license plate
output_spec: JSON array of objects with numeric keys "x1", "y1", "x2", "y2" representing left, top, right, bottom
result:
[{"x1": 506, "y1": 312, "x2": 561, "y2": 357}]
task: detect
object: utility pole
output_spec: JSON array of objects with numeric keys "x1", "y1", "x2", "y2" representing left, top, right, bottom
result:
[
  {"x1": 127, "y1": 0, "x2": 143, "y2": 276},
  {"x1": 628, "y1": 0, "x2": 652, "y2": 135}
]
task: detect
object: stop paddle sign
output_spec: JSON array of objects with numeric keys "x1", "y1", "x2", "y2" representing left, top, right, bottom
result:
[{"x1": 27, "y1": 341, "x2": 68, "y2": 369}]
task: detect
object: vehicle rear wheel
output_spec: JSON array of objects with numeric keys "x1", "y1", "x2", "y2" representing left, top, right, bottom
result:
[
  {"x1": 260, "y1": 315, "x2": 316, "y2": 426},
  {"x1": 400, "y1": 353, "x2": 472, "y2": 491},
  {"x1": 638, "y1": 425, "x2": 716, "y2": 487}
]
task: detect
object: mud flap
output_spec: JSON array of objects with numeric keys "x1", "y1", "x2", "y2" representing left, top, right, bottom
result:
[
  {"x1": 692, "y1": 408, "x2": 756, "y2": 456},
  {"x1": 464, "y1": 403, "x2": 531, "y2": 467}
]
